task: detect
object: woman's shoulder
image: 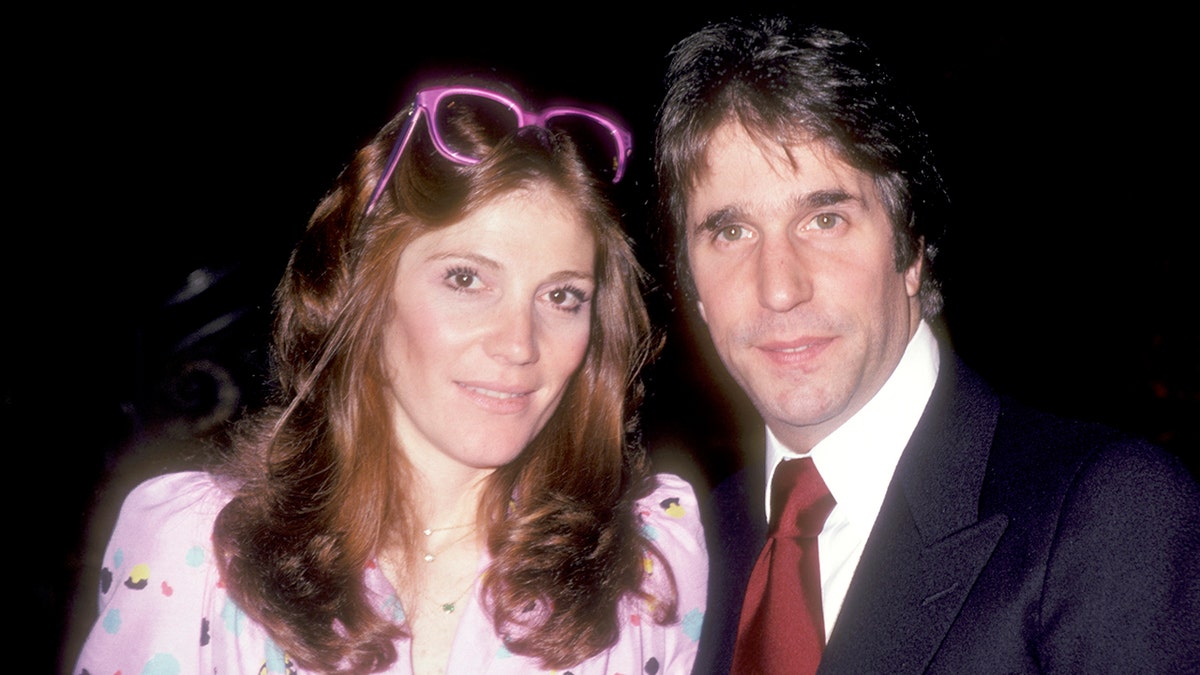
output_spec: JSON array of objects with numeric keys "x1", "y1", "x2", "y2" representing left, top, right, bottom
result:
[
  {"x1": 634, "y1": 473, "x2": 707, "y2": 605},
  {"x1": 111, "y1": 471, "x2": 236, "y2": 541},
  {"x1": 612, "y1": 473, "x2": 707, "y2": 672},
  {"x1": 122, "y1": 470, "x2": 235, "y2": 511},
  {"x1": 97, "y1": 470, "x2": 236, "y2": 595},
  {"x1": 635, "y1": 473, "x2": 705, "y2": 548},
  {"x1": 75, "y1": 472, "x2": 251, "y2": 674}
]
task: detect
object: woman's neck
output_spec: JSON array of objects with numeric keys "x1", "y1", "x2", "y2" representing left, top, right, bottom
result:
[
  {"x1": 378, "y1": 468, "x2": 490, "y2": 675},
  {"x1": 410, "y1": 466, "x2": 491, "y2": 533}
]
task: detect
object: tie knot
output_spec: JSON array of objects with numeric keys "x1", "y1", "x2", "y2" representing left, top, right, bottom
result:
[{"x1": 769, "y1": 458, "x2": 835, "y2": 538}]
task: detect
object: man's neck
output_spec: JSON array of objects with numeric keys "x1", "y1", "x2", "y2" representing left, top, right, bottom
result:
[{"x1": 763, "y1": 320, "x2": 940, "y2": 517}]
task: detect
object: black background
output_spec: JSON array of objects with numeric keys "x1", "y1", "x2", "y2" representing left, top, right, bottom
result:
[{"x1": 12, "y1": 6, "x2": 1195, "y2": 671}]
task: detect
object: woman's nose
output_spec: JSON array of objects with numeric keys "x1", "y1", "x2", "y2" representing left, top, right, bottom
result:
[{"x1": 484, "y1": 303, "x2": 540, "y2": 365}]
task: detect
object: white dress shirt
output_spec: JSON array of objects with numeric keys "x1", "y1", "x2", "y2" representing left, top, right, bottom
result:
[{"x1": 763, "y1": 320, "x2": 940, "y2": 641}]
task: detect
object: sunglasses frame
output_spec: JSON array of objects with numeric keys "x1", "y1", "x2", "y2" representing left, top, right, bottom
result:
[{"x1": 365, "y1": 85, "x2": 633, "y2": 216}]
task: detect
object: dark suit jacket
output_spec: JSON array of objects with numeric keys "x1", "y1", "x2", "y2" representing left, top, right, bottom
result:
[{"x1": 694, "y1": 353, "x2": 1200, "y2": 674}]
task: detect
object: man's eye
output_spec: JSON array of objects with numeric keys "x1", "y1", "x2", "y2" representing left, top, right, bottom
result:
[
  {"x1": 717, "y1": 225, "x2": 747, "y2": 241},
  {"x1": 811, "y1": 213, "x2": 841, "y2": 230}
]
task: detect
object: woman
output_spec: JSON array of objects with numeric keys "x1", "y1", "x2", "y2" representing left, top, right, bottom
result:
[{"x1": 75, "y1": 82, "x2": 706, "y2": 674}]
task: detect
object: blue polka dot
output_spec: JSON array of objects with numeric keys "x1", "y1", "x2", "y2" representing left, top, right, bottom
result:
[
  {"x1": 682, "y1": 608, "x2": 704, "y2": 641},
  {"x1": 641, "y1": 524, "x2": 660, "y2": 541},
  {"x1": 264, "y1": 639, "x2": 286, "y2": 672},
  {"x1": 114, "y1": 549, "x2": 124, "y2": 568},
  {"x1": 383, "y1": 594, "x2": 406, "y2": 622},
  {"x1": 102, "y1": 608, "x2": 121, "y2": 634},
  {"x1": 496, "y1": 644, "x2": 513, "y2": 659},
  {"x1": 185, "y1": 546, "x2": 205, "y2": 567},
  {"x1": 142, "y1": 653, "x2": 181, "y2": 675},
  {"x1": 222, "y1": 597, "x2": 248, "y2": 635}
]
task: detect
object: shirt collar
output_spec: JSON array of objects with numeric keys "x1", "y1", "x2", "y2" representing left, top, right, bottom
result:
[{"x1": 764, "y1": 320, "x2": 940, "y2": 531}]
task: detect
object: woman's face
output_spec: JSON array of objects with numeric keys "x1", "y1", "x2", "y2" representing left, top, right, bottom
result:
[{"x1": 382, "y1": 185, "x2": 596, "y2": 482}]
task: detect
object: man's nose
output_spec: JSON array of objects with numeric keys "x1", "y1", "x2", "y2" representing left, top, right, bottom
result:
[{"x1": 755, "y1": 236, "x2": 814, "y2": 313}]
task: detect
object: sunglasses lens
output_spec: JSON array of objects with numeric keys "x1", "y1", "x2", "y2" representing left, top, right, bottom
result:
[
  {"x1": 546, "y1": 115, "x2": 624, "y2": 183},
  {"x1": 431, "y1": 94, "x2": 520, "y2": 161}
]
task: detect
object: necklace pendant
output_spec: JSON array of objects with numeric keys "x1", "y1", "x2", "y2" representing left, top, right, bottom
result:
[
  {"x1": 423, "y1": 553, "x2": 435, "y2": 562},
  {"x1": 422, "y1": 528, "x2": 433, "y2": 536},
  {"x1": 441, "y1": 602, "x2": 456, "y2": 614}
]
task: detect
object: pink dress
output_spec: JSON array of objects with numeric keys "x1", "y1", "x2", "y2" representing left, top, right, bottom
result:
[{"x1": 74, "y1": 471, "x2": 707, "y2": 674}]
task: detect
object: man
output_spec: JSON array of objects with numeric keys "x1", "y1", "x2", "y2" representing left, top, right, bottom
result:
[{"x1": 654, "y1": 16, "x2": 1199, "y2": 674}]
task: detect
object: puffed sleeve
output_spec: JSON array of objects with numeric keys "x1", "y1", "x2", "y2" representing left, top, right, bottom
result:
[
  {"x1": 73, "y1": 472, "x2": 241, "y2": 675},
  {"x1": 628, "y1": 472, "x2": 708, "y2": 675}
]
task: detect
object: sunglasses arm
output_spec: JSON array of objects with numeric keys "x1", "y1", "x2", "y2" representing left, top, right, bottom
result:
[{"x1": 364, "y1": 106, "x2": 423, "y2": 218}]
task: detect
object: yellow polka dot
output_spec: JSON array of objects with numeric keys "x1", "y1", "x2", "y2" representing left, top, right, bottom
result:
[{"x1": 129, "y1": 563, "x2": 151, "y2": 584}]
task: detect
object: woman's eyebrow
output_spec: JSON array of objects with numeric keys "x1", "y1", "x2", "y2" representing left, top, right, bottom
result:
[{"x1": 426, "y1": 251, "x2": 502, "y2": 270}]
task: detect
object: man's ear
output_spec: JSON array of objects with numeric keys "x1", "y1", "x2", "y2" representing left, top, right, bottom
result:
[
  {"x1": 905, "y1": 242, "x2": 924, "y2": 298},
  {"x1": 697, "y1": 300, "x2": 708, "y2": 323}
]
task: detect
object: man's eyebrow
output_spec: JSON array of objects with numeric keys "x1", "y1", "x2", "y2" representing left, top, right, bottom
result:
[
  {"x1": 693, "y1": 206, "x2": 745, "y2": 235},
  {"x1": 692, "y1": 189, "x2": 863, "y2": 235},
  {"x1": 795, "y1": 188, "x2": 859, "y2": 210}
]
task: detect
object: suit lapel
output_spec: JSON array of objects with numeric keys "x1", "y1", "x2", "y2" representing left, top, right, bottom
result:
[
  {"x1": 693, "y1": 450, "x2": 769, "y2": 675},
  {"x1": 819, "y1": 357, "x2": 1009, "y2": 674}
]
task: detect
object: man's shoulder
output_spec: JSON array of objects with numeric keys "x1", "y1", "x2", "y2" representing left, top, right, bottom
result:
[
  {"x1": 988, "y1": 392, "x2": 1176, "y2": 479},
  {"x1": 936, "y1": 354, "x2": 1169, "y2": 467},
  {"x1": 937, "y1": 362, "x2": 1199, "y2": 522},
  {"x1": 922, "y1": 355, "x2": 1195, "y2": 507}
]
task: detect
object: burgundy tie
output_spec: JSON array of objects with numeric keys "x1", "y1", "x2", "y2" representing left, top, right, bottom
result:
[{"x1": 732, "y1": 457, "x2": 836, "y2": 675}]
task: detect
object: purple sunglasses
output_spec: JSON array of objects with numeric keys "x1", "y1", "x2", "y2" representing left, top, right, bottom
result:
[{"x1": 364, "y1": 85, "x2": 634, "y2": 216}]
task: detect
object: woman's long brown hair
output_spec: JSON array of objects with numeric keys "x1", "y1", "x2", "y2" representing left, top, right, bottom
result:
[{"x1": 211, "y1": 94, "x2": 676, "y2": 672}]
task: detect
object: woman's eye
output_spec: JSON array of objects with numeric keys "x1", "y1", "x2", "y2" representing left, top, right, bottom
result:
[
  {"x1": 545, "y1": 286, "x2": 589, "y2": 313},
  {"x1": 445, "y1": 268, "x2": 482, "y2": 291}
]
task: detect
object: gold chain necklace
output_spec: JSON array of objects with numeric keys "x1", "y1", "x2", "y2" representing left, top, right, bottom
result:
[
  {"x1": 420, "y1": 524, "x2": 475, "y2": 563},
  {"x1": 421, "y1": 522, "x2": 474, "y2": 537},
  {"x1": 428, "y1": 576, "x2": 478, "y2": 614},
  {"x1": 415, "y1": 522, "x2": 479, "y2": 613}
]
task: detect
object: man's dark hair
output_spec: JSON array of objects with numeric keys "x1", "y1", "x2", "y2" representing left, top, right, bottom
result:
[{"x1": 655, "y1": 15, "x2": 949, "y2": 317}]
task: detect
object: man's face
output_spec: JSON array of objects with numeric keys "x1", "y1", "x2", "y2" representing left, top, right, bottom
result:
[{"x1": 685, "y1": 122, "x2": 922, "y2": 452}]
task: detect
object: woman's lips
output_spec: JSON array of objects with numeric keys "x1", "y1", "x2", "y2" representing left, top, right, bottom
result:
[{"x1": 456, "y1": 381, "x2": 535, "y2": 413}]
